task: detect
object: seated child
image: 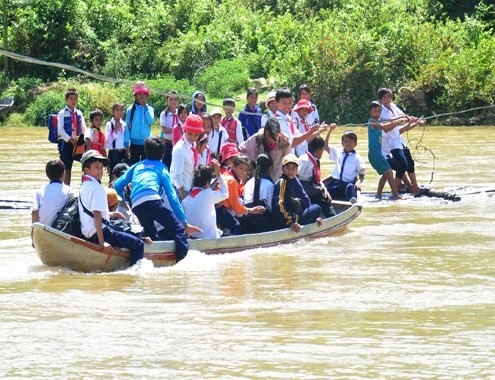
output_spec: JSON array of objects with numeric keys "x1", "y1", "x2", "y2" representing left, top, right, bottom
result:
[
  {"x1": 170, "y1": 114, "x2": 204, "y2": 199},
  {"x1": 368, "y1": 101, "x2": 407, "y2": 200},
  {"x1": 221, "y1": 98, "x2": 245, "y2": 146},
  {"x1": 242, "y1": 153, "x2": 274, "y2": 233},
  {"x1": 181, "y1": 160, "x2": 229, "y2": 239},
  {"x1": 79, "y1": 150, "x2": 144, "y2": 266},
  {"x1": 106, "y1": 102, "x2": 128, "y2": 177},
  {"x1": 238, "y1": 87, "x2": 262, "y2": 137},
  {"x1": 219, "y1": 142, "x2": 239, "y2": 174},
  {"x1": 32, "y1": 159, "x2": 74, "y2": 226},
  {"x1": 85, "y1": 109, "x2": 107, "y2": 156},
  {"x1": 297, "y1": 136, "x2": 334, "y2": 217},
  {"x1": 272, "y1": 154, "x2": 322, "y2": 232},
  {"x1": 325, "y1": 129, "x2": 365, "y2": 202},
  {"x1": 217, "y1": 155, "x2": 266, "y2": 235},
  {"x1": 172, "y1": 104, "x2": 189, "y2": 145},
  {"x1": 208, "y1": 107, "x2": 229, "y2": 159}
]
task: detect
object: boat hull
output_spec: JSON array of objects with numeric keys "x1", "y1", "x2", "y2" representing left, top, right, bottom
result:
[{"x1": 32, "y1": 203, "x2": 361, "y2": 273}]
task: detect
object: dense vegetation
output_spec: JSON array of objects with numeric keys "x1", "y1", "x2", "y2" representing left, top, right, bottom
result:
[{"x1": 1, "y1": 0, "x2": 495, "y2": 125}]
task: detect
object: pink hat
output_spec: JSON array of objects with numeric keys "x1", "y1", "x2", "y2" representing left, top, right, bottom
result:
[
  {"x1": 133, "y1": 81, "x2": 150, "y2": 96},
  {"x1": 220, "y1": 142, "x2": 239, "y2": 163},
  {"x1": 183, "y1": 114, "x2": 204, "y2": 134},
  {"x1": 293, "y1": 99, "x2": 314, "y2": 113}
]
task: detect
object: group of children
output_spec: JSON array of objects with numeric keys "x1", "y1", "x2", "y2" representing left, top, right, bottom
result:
[{"x1": 33, "y1": 79, "x2": 426, "y2": 266}]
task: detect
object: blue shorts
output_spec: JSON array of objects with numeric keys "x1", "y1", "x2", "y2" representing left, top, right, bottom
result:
[
  {"x1": 58, "y1": 140, "x2": 75, "y2": 171},
  {"x1": 368, "y1": 150, "x2": 390, "y2": 175}
]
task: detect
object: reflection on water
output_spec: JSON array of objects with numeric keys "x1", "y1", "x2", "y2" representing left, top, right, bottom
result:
[{"x1": 1, "y1": 126, "x2": 495, "y2": 378}]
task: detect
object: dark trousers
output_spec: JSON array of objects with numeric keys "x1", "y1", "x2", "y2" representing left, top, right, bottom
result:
[
  {"x1": 216, "y1": 206, "x2": 242, "y2": 235},
  {"x1": 130, "y1": 143, "x2": 146, "y2": 165},
  {"x1": 387, "y1": 148, "x2": 408, "y2": 178},
  {"x1": 301, "y1": 181, "x2": 333, "y2": 217},
  {"x1": 403, "y1": 146, "x2": 415, "y2": 173},
  {"x1": 326, "y1": 179, "x2": 357, "y2": 201},
  {"x1": 108, "y1": 149, "x2": 127, "y2": 174},
  {"x1": 241, "y1": 202, "x2": 272, "y2": 233},
  {"x1": 161, "y1": 140, "x2": 173, "y2": 169},
  {"x1": 58, "y1": 140, "x2": 75, "y2": 171},
  {"x1": 133, "y1": 199, "x2": 189, "y2": 261},
  {"x1": 89, "y1": 227, "x2": 144, "y2": 266},
  {"x1": 272, "y1": 203, "x2": 321, "y2": 230}
]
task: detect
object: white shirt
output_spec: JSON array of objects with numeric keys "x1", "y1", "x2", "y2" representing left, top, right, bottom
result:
[
  {"x1": 276, "y1": 112, "x2": 300, "y2": 154},
  {"x1": 57, "y1": 107, "x2": 87, "y2": 142},
  {"x1": 181, "y1": 175, "x2": 229, "y2": 238},
  {"x1": 198, "y1": 148, "x2": 211, "y2": 166},
  {"x1": 381, "y1": 103, "x2": 406, "y2": 155},
  {"x1": 329, "y1": 147, "x2": 365, "y2": 183},
  {"x1": 160, "y1": 109, "x2": 178, "y2": 141},
  {"x1": 32, "y1": 181, "x2": 73, "y2": 226},
  {"x1": 292, "y1": 113, "x2": 313, "y2": 157},
  {"x1": 243, "y1": 176, "x2": 274, "y2": 209},
  {"x1": 261, "y1": 110, "x2": 275, "y2": 130},
  {"x1": 297, "y1": 152, "x2": 319, "y2": 182},
  {"x1": 208, "y1": 127, "x2": 229, "y2": 155},
  {"x1": 170, "y1": 138, "x2": 195, "y2": 192},
  {"x1": 105, "y1": 118, "x2": 126, "y2": 150},
  {"x1": 79, "y1": 175, "x2": 110, "y2": 238}
]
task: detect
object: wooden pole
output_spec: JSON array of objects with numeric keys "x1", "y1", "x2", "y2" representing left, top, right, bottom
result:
[{"x1": 2, "y1": 0, "x2": 7, "y2": 80}]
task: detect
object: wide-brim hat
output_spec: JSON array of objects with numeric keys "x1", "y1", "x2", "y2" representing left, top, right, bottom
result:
[
  {"x1": 282, "y1": 153, "x2": 299, "y2": 167},
  {"x1": 210, "y1": 107, "x2": 223, "y2": 117},
  {"x1": 220, "y1": 142, "x2": 239, "y2": 163},
  {"x1": 183, "y1": 114, "x2": 204, "y2": 134},
  {"x1": 265, "y1": 91, "x2": 276, "y2": 106},
  {"x1": 81, "y1": 149, "x2": 109, "y2": 166},
  {"x1": 133, "y1": 81, "x2": 150, "y2": 96},
  {"x1": 293, "y1": 99, "x2": 314, "y2": 113}
]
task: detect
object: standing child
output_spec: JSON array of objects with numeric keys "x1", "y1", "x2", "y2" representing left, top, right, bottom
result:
[
  {"x1": 106, "y1": 103, "x2": 128, "y2": 177},
  {"x1": 294, "y1": 84, "x2": 320, "y2": 124},
  {"x1": 85, "y1": 109, "x2": 107, "y2": 157},
  {"x1": 221, "y1": 98, "x2": 245, "y2": 146},
  {"x1": 79, "y1": 150, "x2": 144, "y2": 266},
  {"x1": 292, "y1": 99, "x2": 316, "y2": 157},
  {"x1": 170, "y1": 115, "x2": 204, "y2": 199},
  {"x1": 196, "y1": 133, "x2": 211, "y2": 166},
  {"x1": 32, "y1": 159, "x2": 74, "y2": 226},
  {"x1": 272, "y1": 154, "x2": 322, "y2": 232},
  {"x1": 113, "y1": 137, "x2": 201, "y2": 261},
  {"x1": 238, "y1": 88, "x2": 262, "y2": 137},
  {"x1": 297, "y1": 136, "x2": 334, "y2": 217},
  {"x1": 368, "y1": 101, "x2": 407, "y2": 200},
  {"x1": 181, "y1": 160, "x2": 229, "y2": 239},
  {"x1": 324, "y1": 129, "x2": 365, "y2": 202},
  {"x1": 208, "y1": 107, "x2": 228, "y2": 159},
  {"x1": 159, "y1": 90, "x2": 180, "y2": 168},
  {"x1": 191, "y1": 91, "x2": 207, "y2": 114},
  {"x1": 260, "y1": 91, "x2": 277, "y2": 128},
  {"x1": 57, "y1": 88, "x2": 87, "y2": 185},
  {"x1": 125, "y1": 81, "x2": 154, "y2": 164},
  {"x1": 172, "y1": 104, "x2": 189, "y2": 145}
]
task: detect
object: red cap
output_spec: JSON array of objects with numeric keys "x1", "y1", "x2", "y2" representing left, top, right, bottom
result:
[
  {"x1": 293, "y1": 99, "x2": 313, "y2": 113},
  {"x1": 220, "y1": 142, "x2": 239, "y2": 163},
  {"x1": 183, "y1": 114, "x2": 204, "y2": 134},
  {"x1": 133, "y1": 81, "x2": 150, "y2": 96}
]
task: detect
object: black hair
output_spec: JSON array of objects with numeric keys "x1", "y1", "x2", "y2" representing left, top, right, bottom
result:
[
  {"x1": 223, "y1": 98, "x2": 236, "y2": 107},
  {"x1": 192, "y1": 164, "x2": 213, "y2": 188},
  {"x1": 112, "y1": 163, "x2": 129, "y2": 179},
  {"x1": 298, "y1": 84, "x2": 312, "y2": 97},
  {"x1": 341, "y1": 130, "x2": 358, "y2": 144},
  {"x1": 65, "y1": 88, "x2": 78, "y2": 100},
  {"x1": 90, "y1": 109, "x2": 104, "y2": 123},
  {"x1": 262, "y1": 118, "x2": 281, "y2": 152},
  {"x1": 177, "y1": 103, "x2": 189, "y2": 116},
  {"x1": 369, "y1": 100, "x2": 382, "y2": 111},
  {"x1": 112, "y1": 102, "x2": 124, "y2": 113},
  {"x1": 308, "y1": 136, "x2": 325, "y2": 154},
  {"x1": 253, "y1": 153, "x2": 273, "y2": 204},
  {"x1": 377, "y1": 87, "x2": 393, "y2": 100},
  {"x1": 275, "y1": 87, "x2": 292, "y2": 102},
  {"x1": 233, "y1": 155, "x2": 250, "y2": 168},
  {"x1": 45, "y1": 159, "x2": 65, "y2": 180},
  {"x1": 200, "y1": 112, "x2": 213, "y2": 129},
  {"x1": 144, "y1": 136, "x2": 166, "y2": 160},
  {"x1": 246, "y1": 88, "x2": 258, "y2": 98},
  {"x1": 196, "y1": 133, "x2": 208, "y2": 147},
  {"x1": 167, "y1": 90, "x2": 179, "y2": 100}
]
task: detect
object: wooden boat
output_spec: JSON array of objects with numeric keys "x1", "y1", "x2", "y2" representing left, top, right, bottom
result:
[
  {"x1": 0, "y1": 96, "x2": 14, "y2": 119},
  {"x1": 32, "y1": 201, "x2": 362, "y2": 273}
]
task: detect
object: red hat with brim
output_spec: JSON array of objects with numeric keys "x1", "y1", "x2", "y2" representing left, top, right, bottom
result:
[
  {"x1": 183, "y1": 114, "x2": 204, "y2": 134},
  {"x1": 133, "y1": 81, "x2": 151, "y2": 97},
  {"x1": 293, "y1": 99, "x2": 314, "y2": 113},
  {"x1": 220, "y1": 142, "x2": 239, "y2": 163}
]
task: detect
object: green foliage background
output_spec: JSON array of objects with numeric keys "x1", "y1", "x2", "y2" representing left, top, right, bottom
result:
[{"x1": 2, "y1": 0, "x2": 495, "y2": 124}]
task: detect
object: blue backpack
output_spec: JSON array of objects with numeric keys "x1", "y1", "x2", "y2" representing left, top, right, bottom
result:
[{"x1": 48, "y1": 114, "x2": 59, "y2": 143}]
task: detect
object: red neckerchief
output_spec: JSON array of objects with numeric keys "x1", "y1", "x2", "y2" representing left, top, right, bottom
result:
[
  {"x1": 83, "y1": 175, "x2": 101, "y2": 184},
  {"x1": 306, "y1": 151, "x2": 321, "y2": 183},
  {"x1": 298, "y1": 115, "x2": 310, "y2": 132},
  {"x1": 69, "y1": 108, "x2": 78, "y2": 138},
  {"x1": 275, "y1": 113, "x2": 296, "y2": 135},
  {"x1": 183, "y1": 136, "x2": 199, "y2": 167},
  {"x1": 267, "y1": 140, "x2": 277, "y2": 150},
  {"x1": 205, "y1": 146, "x2": 212, "y2": 165},
  {"x1": 189, "y1": 187, "x2": 203, "y2": 198}
]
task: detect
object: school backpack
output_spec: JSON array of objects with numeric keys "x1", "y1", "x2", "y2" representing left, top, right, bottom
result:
[
  {"x1": 48, "y1": 114, "x2": 59, "y2": 143},
  {"x1": 52, "y1": 197, "x2": 82, "y2": 237}
]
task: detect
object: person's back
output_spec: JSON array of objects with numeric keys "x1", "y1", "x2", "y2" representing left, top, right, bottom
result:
[{"x1": 32, "y1": 159, "x2": 73, "y2": 226}]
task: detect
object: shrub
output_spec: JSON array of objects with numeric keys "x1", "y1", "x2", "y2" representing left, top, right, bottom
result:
[
  {"x1": 24, "y1": 90, "x2": 66, "y2": 126},
  {"x1": 194, "y1": 58, "x2": 250, "y2": 99}
]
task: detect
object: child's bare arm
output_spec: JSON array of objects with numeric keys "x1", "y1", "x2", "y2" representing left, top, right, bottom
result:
[{"x1": 370, "y1": 117, "x2": 407, "y2": 132}]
